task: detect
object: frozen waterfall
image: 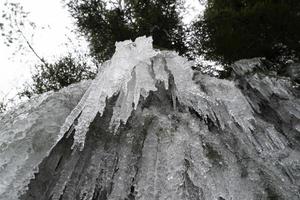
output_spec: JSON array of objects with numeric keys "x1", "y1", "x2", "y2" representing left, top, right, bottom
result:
[{"x1": 0, "y1": 36, "x2": 299, "y2": 200}]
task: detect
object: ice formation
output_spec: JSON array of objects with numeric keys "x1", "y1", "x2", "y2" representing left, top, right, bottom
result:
[
  {"x1": 0, "y1": 81, "x2": 90, "y2": 200},
  {"x1": 1, "y1": 36, "x2": 300, "y2": 200},
  {"x1": 60, "y1": 36, "x2": 255, "y2": 150},
  {"x1": 23, "y1": 55, "x2": 300, "y2": 200}
]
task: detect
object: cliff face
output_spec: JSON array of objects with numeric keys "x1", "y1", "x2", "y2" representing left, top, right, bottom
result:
[{"x1": 1, "y1": 38, "x2": 300, "y2": 200}]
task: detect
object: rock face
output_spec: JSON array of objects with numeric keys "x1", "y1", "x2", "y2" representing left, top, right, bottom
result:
[{"x1": 1, "y1": 37, "x2": 300, "y2": 200}]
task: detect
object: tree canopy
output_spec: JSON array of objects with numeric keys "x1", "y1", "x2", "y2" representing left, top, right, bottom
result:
[
  {"x1": 66, "y1": 0, "x2": 188, "y2": 62},
  {"x1": 192, "y1": 0, "x2": 300, "y2": 65},
  {"x1": 19, "y1": 55, "x2": 96, "y2": 98}
]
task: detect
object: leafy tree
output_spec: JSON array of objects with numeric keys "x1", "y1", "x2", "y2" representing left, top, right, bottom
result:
[
  {"x1": 19, "y1": 55, "x2": 96, "y2": 98},
  {"x1": 192, "y1": 0, "x2": 300, "y2": 66},
  {"x1": 65, "y1": 0, "x2": 188, "y2": 62}
]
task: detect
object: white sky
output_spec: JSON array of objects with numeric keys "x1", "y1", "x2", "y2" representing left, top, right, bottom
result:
[
  {"x1": 0, "y1": 0, "x2": 85, "y2": 102},
  {"x1": 0, "y1": 0, "x2": 203, "y2": 103}
]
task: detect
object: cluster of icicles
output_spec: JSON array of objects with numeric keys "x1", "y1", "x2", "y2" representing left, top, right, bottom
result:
[{"x1": 60, "y1": 36, "x2": 255, "y2": 150}]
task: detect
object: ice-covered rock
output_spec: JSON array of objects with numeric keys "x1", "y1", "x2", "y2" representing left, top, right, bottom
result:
[
  {"x1": 0, "y1": 81, "x2": 90, "y2": 200},
  {"x1": 1, "y1": 36, "x2": 300, "y2": 200}
]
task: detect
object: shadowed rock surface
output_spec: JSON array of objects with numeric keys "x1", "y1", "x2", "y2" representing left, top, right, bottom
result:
[{"x1": 18, "y1": 58, "x2": 300, "y2": 200}]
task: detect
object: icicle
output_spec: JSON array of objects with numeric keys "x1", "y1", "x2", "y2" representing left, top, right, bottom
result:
[
  {"x1": 59, "y1": 61, "x2": 109, "y2": 140},
  {"x1": 60, "y1": 36, "x2": 157, "y2": 149},
  {"x1": 60, "y1": 36, "x2": 256, "y2": 150},
  {"x1": 152, "y1": 55, "x2": 169, "y2": 89}
]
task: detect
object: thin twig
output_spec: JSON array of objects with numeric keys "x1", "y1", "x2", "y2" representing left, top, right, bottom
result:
[{"x1": 15, "y1": 19, "x2": 47, "y2": 65}]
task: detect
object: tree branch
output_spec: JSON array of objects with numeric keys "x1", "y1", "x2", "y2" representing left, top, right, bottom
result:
[{"x1": 15, "y1": 19, "x2": 47, "y2": 66}]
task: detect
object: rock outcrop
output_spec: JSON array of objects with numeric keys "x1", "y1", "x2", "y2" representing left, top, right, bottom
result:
[{"x1": 0, "y1": 37, "x2": 299, "y2": 200}]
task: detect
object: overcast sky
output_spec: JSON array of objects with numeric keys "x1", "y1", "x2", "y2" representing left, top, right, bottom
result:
[{"x1": 0, "y1": 0, "x2": 203, "y2": 103}]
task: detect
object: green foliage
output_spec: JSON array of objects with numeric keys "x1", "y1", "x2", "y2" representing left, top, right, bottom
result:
[
  {"x1": 19, "y1": 55, "x2": 96, "y2": 98},
  {"x1": 192, "y1": 0, "x2": 300, "y2": 66},
  {"x1": 66, "y1": 0, "x2": 187, "y2": 62}
]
